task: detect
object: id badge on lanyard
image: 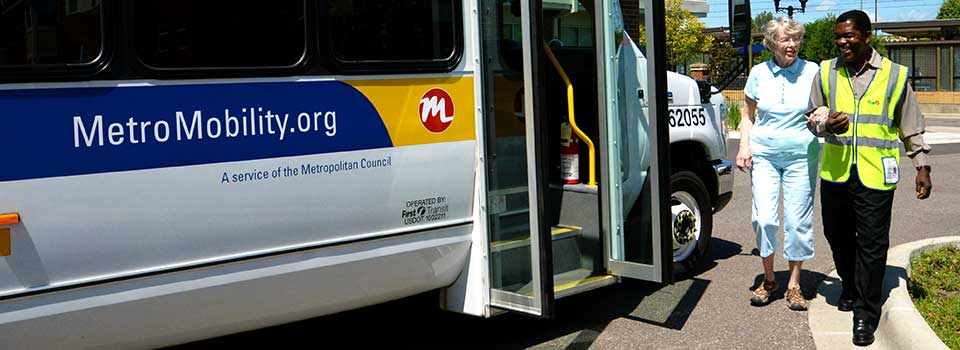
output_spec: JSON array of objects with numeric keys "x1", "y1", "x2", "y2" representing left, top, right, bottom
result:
[{"x1": 882, "y1": 156, "x2": 899, "y2": 184}]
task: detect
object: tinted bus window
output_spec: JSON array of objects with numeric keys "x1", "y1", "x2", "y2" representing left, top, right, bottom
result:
[
  {"x1": 326, "y1": 0, "x2": 460, "y2": 70},
  {"x1": 0, "y1": 0, "x2": 103, "y2": 65},
  {"x1": 133, "y1": 1, "x2": 306, "y2": 69}
]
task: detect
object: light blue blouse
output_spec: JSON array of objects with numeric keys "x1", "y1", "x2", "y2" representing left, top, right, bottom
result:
[{"x1": 744, "y1": 58, "x2": 820, "y2": 157}]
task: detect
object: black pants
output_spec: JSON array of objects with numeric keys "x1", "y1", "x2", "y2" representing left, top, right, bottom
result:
[{"x1": 820, "y1": 166, "x2": 894, "y2": 328}]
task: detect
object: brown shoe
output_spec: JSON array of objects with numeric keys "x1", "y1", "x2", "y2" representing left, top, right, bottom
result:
[
  {"x1": 786, "y1": 286, "x2": 808, "y2": 311},
  {"x1": 750, "y1": 280, "x2": 778, "y2": 306}
]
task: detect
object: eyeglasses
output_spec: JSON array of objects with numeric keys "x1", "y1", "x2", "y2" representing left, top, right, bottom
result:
[{"x1": 777, "y1": 37, "x2": 799, "y2": 44}]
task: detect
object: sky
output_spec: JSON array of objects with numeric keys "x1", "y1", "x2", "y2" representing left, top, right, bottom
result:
[{"x1": 701, "y1": 0, "x2": 947, "y2": 28}]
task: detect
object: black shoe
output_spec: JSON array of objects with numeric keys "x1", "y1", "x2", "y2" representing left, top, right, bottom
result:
[
  {"x1": 838, "y1": 288, "x2": 855, "y2": 312},
  {"x1": 852, "y1": 319, "x2": 875, "y2": 346},
  {"x1": 838, "y1": 298, "x2": 854, "y2": 312}
]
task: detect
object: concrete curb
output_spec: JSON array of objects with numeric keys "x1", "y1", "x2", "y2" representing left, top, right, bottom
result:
[
  {"x1": 809, "y1": 236, "x2": 959, "y2": 349},
  {"x1": 879, "y1": 237, "x2": 958, "y2": 350}
]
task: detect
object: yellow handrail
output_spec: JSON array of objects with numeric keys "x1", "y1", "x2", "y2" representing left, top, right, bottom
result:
[{"x1": 542, "y1": 44, "x2": 596, "y2": 187}]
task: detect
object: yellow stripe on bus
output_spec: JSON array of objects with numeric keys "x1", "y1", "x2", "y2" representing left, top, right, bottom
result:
[{"x1": 346, "y1": 77, "x2": 476, "y2": 147}]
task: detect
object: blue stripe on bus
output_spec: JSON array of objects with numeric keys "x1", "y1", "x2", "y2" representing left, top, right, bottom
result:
[{"x1": 0, "y1": 80, "x2": 392, "y2": 182}]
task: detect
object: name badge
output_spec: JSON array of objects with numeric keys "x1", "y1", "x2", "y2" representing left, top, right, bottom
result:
[{"x1": 882, "y1": 156, "x2": 899, "y2": 184}]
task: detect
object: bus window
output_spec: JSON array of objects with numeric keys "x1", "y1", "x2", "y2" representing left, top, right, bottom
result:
[
  {"x1": 324, "y1": 0, "x2": 462, "y2": 72},
  {"x1": 0, "y1": 0, "x2": 103, "y2": 66},
  {"x1": 133, "y1": 1, "x2": 306, "y2": 69}
]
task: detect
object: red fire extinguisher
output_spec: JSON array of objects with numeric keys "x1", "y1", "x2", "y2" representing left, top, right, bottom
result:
[{"x1": 560, "y1": 122, "x2": 580, "y2": 184}]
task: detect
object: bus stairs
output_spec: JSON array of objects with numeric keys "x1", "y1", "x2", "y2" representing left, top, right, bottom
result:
[{"x1": 489, "y1": 184, "x2": 616, "y2": 298}]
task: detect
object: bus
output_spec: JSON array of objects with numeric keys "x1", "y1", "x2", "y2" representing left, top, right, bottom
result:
[{"x1": 0, "y1": 0, "x2": 733, "y2": 348}]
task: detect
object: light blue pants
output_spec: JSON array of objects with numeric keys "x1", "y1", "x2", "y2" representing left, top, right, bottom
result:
[{"x1": 751, "y1": 149, "x2": 818, "y2": 261}]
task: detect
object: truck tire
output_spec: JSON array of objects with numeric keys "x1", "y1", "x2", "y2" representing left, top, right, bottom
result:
[{"x1": 671, "y1": 171, "x2": 712, "y2": 278}]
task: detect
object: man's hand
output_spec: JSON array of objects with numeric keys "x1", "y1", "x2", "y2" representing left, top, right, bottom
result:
[
  {"x1": 825, "y1": 112, "x2": 849, "y2": 134},
  {"x1": 916, "y1": 166, "x2": 932, "y2": 199}
]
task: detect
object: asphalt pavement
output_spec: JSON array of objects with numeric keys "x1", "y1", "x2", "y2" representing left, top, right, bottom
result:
[{"x1": 170, "y1": 117, "x2": 960, "y2": 350}]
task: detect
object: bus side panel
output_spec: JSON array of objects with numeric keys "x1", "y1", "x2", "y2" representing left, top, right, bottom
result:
[{"x1": 0, "y1": 77, "x2": 476, "y2": 297}]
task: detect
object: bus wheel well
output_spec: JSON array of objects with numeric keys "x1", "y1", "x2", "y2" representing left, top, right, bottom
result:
[{"x1": 670, "y1": 141, "x2": 717, "y2": 206}]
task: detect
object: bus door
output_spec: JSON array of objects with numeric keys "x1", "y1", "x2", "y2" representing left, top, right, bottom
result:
[
  {"x1": 599, "y1": 0, "x2": 673, "y2": 283},
  {"x1": 479, "y1": 0, "x2": 671, "y2": 317},
  {"x1": 479, "y1": 0, "x2": 554, "y2": 317}
]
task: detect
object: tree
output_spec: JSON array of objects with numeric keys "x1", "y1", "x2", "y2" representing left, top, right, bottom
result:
[
  {"x1": 708, "y1": 40, "x2": 738, "y2": 85},
  {"x1": 747, "y1": 12, "x2": 775, "y2": 67},
  {"x1": 938, "y1": 0, "x2": 960, "y2": 19},
  {"x1": 800, "y1": 14, "x2": 838, "y2": 64},
  {"x1": 800, "y1": 14, "x2": 886, "y2": 64},
  {"x1": 753, "y1": 11, "x2": 775, "y2": 33},
  {"x1": 638, "y1": 0, "x2": 713, "y2": 68}
]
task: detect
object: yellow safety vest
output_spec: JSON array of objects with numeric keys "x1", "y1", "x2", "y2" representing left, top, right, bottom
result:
[{"x1": 819, "y1": 57, "x2": 909, "y2": 190}]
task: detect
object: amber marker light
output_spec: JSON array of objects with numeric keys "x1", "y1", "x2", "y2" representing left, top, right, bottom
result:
[
  {"x1": 0, "y1": 213, "x2": 19, "y2": 226},
  {"x1": 0, "y1": 213, "x2": 18, "y2": 256}
]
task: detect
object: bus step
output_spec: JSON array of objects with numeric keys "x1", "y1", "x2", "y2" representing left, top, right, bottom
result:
[
  {"x1": 554, "y1": 270, "x2": 617, "y2": 299},
  {"x1": 506, "y1": 268, "x2": 617, "y2": 298},
  {"x1": 490, "y1": 225, "x2": 587, "y2": 287},
  {"x1": 489, "y1": 225, "x2": 581, "y2": 252}
]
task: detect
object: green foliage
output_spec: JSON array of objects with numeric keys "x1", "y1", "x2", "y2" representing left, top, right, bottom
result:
[
  {"x1": 752, "y1": 50, "x2": 772, "y2": 67},
  {"x1": 638, "y1": 0, "x2": 713, "y2": 68},
  {"x1": 708, "y1": 41, "x2": 738, "y2": 85},
  {"x1": 909, "y1": 244, "x2": 960, "y2": 349},
  {"x1": 869, "y1": 35, "x2": 887, "y2": 57},
  {"x1": 938, "y1": 0, "x2": 960, "y2": 19},
  {"x1": 798, "y1": 13, "x2": 886, "y2": 65},
  {"x1": 726, "y1": 101, "x2": 742, "y2": 129},
  {"x1": 752, "y1": 11, "x2": 775, "y2": 33},
  {"x1": 911, "y1": 245, "x2": 960, "y2": 297},
  {"x1": 800, "y1": 14, "x2": 838, "y2": 64}
]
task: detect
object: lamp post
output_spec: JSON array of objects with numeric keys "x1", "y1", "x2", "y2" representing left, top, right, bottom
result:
[{"x1": 773, "y1": 0, "x2": 808, "y2": 17}]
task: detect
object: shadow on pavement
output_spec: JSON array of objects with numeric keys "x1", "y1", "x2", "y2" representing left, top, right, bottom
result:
[
  {"x1": 806, "y1": 265, "x2": 907, "y2": 309},
  {"x1": 750, "y1": 270, "x2": 830, "y2": 303},
  {"x1": 169, "y1": 239, "x2": 744, "y2": 350},
  {"x1": 695, "y1": 237, "x2": 742, "y2": 275},
  {"x1": 881, "y1": 265, "x2": 907, "y2": 305}
]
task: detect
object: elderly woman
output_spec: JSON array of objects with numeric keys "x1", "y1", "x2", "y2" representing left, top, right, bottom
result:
[{"x1": 736, "y1": 17, "x2": 820, "y2": 310}]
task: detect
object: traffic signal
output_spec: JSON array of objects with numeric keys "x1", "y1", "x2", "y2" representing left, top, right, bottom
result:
[{"x1": 729, "y1": 0, "x2": 751, "y2": 48}]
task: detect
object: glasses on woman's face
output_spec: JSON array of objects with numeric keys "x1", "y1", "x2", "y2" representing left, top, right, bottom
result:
[{"x1": 777, "y1": 36, "x2": 799, "y2": 45}]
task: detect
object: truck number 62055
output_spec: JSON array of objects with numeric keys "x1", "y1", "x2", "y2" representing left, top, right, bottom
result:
[{"x1": 668, "y1": 107, "x2": 707, "y2": 127}]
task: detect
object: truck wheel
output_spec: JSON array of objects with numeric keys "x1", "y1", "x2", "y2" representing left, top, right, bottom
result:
[{"x1": 671, "y1": 171, "x2": 712, "y2": 278}]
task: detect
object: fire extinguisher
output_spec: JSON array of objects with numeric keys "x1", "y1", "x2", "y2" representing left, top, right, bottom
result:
[{"x1": 559, "y1": 122, "x2": 580, "y2": 184}]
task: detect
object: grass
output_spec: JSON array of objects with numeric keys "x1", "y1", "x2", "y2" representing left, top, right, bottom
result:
[
  {"x1": 726, "y1": 101, "x2": 742, "y2": 130},
  {"x1": 909, "y1": 244, "x2": 960, "y2": 349}
]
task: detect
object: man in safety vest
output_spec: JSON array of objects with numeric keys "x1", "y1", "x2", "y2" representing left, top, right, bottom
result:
[{"x1": 807, "y1": 10, "x2": 932, "y2": 347}]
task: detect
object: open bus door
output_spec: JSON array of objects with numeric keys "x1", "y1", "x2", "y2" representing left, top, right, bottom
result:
[
  {"x1": 478, "y1": 0, "x2": 671, "y2": 317},
  {"x1": 599, "y1": 0, "x2": 673, "y2": 283}
]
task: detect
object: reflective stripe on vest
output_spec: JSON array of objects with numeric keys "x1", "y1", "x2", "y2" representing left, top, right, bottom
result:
[{"x1": 819, "y1": 57, "x2": 908, "y2": 190}]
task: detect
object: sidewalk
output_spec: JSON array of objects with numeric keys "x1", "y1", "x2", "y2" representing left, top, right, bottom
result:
[
  {"x1": 808, "y1": 237, "x2": 959, "y2": 350},
  {"x1": 923, "y1": 112, "x2": 960, "y2": 119}
]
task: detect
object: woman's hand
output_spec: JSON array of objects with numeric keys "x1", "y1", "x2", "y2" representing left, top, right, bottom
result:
[
  {"x1": 736, "y1": 144, "x2": 752, "y2": 172},
  {"x1": 807, "y1": 106, "x2": 829, "y2": 130}
]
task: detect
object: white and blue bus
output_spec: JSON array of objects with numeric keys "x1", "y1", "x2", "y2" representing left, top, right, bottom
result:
[{"x1": 0, "y1": 0, "x2": 732, "y2": 348}]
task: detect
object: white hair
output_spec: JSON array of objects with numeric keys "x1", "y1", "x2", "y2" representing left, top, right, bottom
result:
[{"x1": 762, "y1": 17, "x2": 805, "y2": 51}]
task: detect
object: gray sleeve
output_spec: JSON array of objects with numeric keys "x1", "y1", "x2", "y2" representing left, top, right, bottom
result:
[
  {"x1": 808, "y1": 70, "x2": 825, "y2": 112},
  {"x1": 895, "y1": 84, "x2": 931, "y2": 168},
  {"x1": 805, "y1": 71, "x2": 829, "y2": 136}
]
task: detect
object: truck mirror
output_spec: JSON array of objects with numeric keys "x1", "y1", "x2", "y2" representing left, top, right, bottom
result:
[{"x1": 729, "y1": 0, "x2": 751, "y2": 49}]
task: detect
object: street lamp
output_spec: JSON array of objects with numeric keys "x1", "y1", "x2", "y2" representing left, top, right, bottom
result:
[{"x1": 773, "y1": 0, "x2": 807, "y2": 17}]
